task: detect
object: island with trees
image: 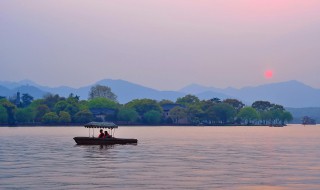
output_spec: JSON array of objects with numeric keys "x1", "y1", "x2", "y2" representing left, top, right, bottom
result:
[{"x1": 0, "y1": 85, "x2": 293, "y2": 126}]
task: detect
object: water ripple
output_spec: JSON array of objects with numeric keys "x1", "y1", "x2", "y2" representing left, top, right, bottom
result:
[{"x1": 1, "y1": 126, "x2": 320, "y2": 190}]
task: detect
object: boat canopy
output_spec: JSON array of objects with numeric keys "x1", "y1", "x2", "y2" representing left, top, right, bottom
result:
[{"x1": 84, "y1": 122, "x2": 118, "y2": 129}]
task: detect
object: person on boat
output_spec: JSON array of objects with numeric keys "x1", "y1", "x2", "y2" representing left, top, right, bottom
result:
[
  {"x1": 98, "y1": 129, "x2": 104, "y2": 138},
  {"x1": 104, "y1": 130, "x2": 112, "y2": 138}
]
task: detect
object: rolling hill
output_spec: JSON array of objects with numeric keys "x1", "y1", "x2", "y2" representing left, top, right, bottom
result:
[{"x1": 1, "y1": 79, "x2": 319, "y2": 108}]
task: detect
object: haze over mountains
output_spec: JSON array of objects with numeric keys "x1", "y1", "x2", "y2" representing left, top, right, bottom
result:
[{"x1": 0, "y1": 79, "x2": 319, "y2": 108}]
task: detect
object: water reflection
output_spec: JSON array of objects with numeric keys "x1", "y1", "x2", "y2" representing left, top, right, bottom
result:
[
  {"x1": 74, "y1": 144, "x2": 117, "y2": 150},
  {"x1": 0, "y1": 125, "x2": 320, "y2": 190}
]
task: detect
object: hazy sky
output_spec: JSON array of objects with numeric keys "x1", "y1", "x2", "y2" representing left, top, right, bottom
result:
[{"x1": 1, "y1": 0, "x2": 320, "y2": 90}]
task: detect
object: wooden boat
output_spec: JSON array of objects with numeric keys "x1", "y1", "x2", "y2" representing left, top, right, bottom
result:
[
  {"x1": 73, "y1": 122, "x2": 138, "y2": 145},
  {"x1": 73, "y1": 137, "x2": 138, "y2": 145}
]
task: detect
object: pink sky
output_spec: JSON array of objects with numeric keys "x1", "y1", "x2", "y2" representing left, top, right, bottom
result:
[{"x1": 1, "y1": 0, "x2": 320, "y2": 89}]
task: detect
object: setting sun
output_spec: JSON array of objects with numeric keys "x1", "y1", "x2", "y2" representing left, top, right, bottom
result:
[{"x1": 264, "y1": 70, "x2": 273, "y2": 79}]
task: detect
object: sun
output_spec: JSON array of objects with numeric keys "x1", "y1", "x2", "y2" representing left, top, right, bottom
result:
[{"x1": 264, "y1": 70, "x2": 273, "y2": 79}]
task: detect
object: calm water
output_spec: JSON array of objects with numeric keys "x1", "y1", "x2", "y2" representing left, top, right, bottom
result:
[{"x1": 1, "y1": 125, "x2": 320, "y2": 190}]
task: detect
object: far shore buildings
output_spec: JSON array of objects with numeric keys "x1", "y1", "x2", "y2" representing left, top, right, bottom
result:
[
  {"x1": 90, "y1": 104, "x2": 189, "y2": 124},
  {"x1": 90, "y1": 108, "x2": 116, "y2": 122}
]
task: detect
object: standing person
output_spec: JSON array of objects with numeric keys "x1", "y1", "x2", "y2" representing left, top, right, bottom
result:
[{"x1": 98, "y1": 129, "x2": 104, "y2": 138}]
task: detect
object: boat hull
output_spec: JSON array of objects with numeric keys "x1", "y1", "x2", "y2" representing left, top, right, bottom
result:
[{"x1": 73, "y1": 137, "x2": 138, "y2": 145}]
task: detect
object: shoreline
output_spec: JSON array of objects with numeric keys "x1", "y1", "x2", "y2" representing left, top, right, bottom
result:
[{"x1": 0, "y1": 123, "x2": 293, "y2": 127}]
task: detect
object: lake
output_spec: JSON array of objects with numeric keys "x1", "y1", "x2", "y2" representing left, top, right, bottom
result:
[{"x1": 1, "y1": 125, "x2": 320, "y2": 190}]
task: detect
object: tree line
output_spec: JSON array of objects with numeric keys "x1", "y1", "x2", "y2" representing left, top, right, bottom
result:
[{"x1": 0, "y1": 85, "x2": 293, "y2": 126}]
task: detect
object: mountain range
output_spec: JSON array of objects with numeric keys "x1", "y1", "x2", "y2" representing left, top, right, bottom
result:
[{"x1": 0, "y1": 79, "x2": 320, "y2": 108}]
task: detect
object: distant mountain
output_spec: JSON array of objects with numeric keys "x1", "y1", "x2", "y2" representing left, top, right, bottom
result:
[
  {"x1": 195, "y1": 91, "x2": 231, "y2": 101},
  {"x1": 13, "y1": 85, "x2": 48, "y2": 99},
  {"x1": 0, "y1": 84, "x2": 48, "y2": 99},
  {"x1": 227, "y1": 80, "x2": 320, "y2": 107},
  {"x1": 180, "y1": 84, "x2": 222, "y2": 94},
  {"x1": 0, "y1": 79, "x2": 185, "y2": 104},
  {"x1": 0, "y1": 79, "x2": 40, "y2": 89},
  {"x1": 286, "y1": 107, "x2": 320, "y2": 124},
  {"x1": 180, "y1": 80, "x2": 320, "y2": 107},
  {"x1": 40, "y1": 86, "x2": 78, "y2": 98},
  {"x1": 41, "y1": 79, "x2": 185, "y2": 102},
  {"x1": 90, "y1": 79, "x2": 185, "y2": 103},
  {"x1": 0, "y1": 79, "x2": 319, "y2": 107},
  {"x1": 0, "y1": 86, "x2": 11, "y2": 97},
  {"x1": 0, "y1": 80, "x2": 77, "y2": 99},
  {"x1": 179, "y1": 84, "x2": 234, "y2": 102}
]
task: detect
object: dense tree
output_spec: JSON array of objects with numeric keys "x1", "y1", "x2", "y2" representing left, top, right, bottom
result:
[
  {"x1": 280, "y1": 111, "x2": 293, "y2": 125},
  {"x1": 54, "y1": 95, "x2": 80, "y2": 119},
  {"x1": 64, "y1": 104, "x2": 80, "y2": 118},
  {"x1": 159, "y1": 99, "x2": 174, "y2": 105},
  {"x1": 269, "y1": 109, "x2": 283, "y2": 125},
  {"x1": 269, "y1": 107, "x2": 290, "y2": 125},
  {"x1": 42, "y1": 112, "x2": 59, "y2": 124},
  {"x1": 15, "y1": 108, "x2": 34, "y2": 123},
  {"x1": 9, "y1": 92, "x2": 21, "y2": 107},
  {"x1": 200, "y1": 100, "x2": 216, "y2": 111},
  {"x1": 211, "y1": 103, "x2": 236, "y2": 124},
  {"x1": 252, "y1": 101, "x2": 273, "y2": 112},
  {"x1": 223, "y1": 99, "x2": 245, "y2": 112},
  {"x1": 43, "y1": 94, "x2": 64, "y2": 110},
  {"x1": 125, "y1": 99, "x2": 162, "y2": 116},
  {"x1": 35, "y1": 105, "x2": 50, "y2": 122},
  {"x1": 117, "y1": 108, "x2": 139, "y2": 123},
  {"x1": 21, "y1": 93, "x2": 34, "y2": 107},
  {"x1": 0, "y1": 89, "x2": 294, "y2": 126},
  {"x1": 68, "y1": 93, "x2": 80, "y2": 101},
  {"x1": 28, "y1": 99, "x2": 44, "y2": 110},
  {"x1": 176, "y1": 95, "x2": 200, "y2": 106},
  {"x1": 54, "y1": 100, "x2": 69, "y2": 113},
  {"x1": 251, "y1": 103, "x2": 286, "y2": 125},
  {"x1": 1, "y1": 100, "x2": 16, "y2": 125},
  {"x1": 252, "y1": 101, "x2": 277, "y2": 125},
  {"x1": 74, "y1": 110, "x2": 93, "y2": 123},
  {"x1": 66, "y1": 94, "x2": 80, "y2": 104},
  {"x1": 58, "y1": 111, "x2": 71, "y2": 123},
  {"x1": 88, "y1": 97, "x2": 118, "y2": 110},
  {"x1": 88, "y1": 85, "x2": 117, "y2": 101},
  {"x1": 210, "y1": 97, "x2": 221, "y2": 104},
  {"x1": 169, "y1": 106, "x2": 187, "y2": 124},
  {"x1": 203, "y1": 105, "x2": 219, "y2": 124},
  {"x1": 143, "y1": 110, "x2": 162, "y2": 124},
  {"x1": 200, "y1": 98, "x2": 221, "y2": 125},
  {"x1": 78, "y1": 100, "x2": 89, "y2": 111},
  {"x1": 259, "y1": 111, "x2": 272, "y2": 125},
  {"x1": 186, "y1": 105, "x2": 203, "y2": 125},
  {"x1": 271, "y1": 104, "x2": 285, "y2": 111},
  {"x1": 237, "y1": 107, "x2": 259, "y2": 125},
  {"x1": 0, "y1": 105, "x2": 8, "y2": 123}
]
